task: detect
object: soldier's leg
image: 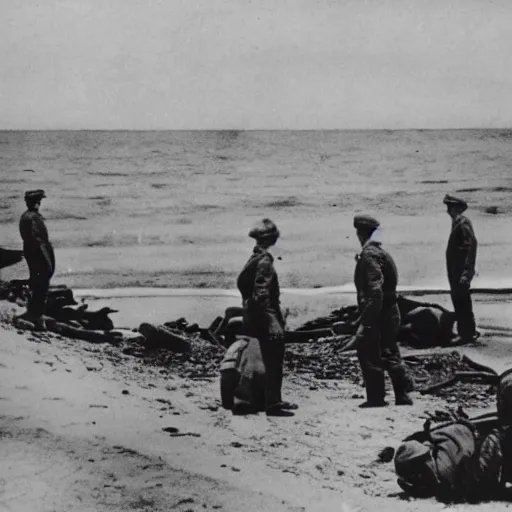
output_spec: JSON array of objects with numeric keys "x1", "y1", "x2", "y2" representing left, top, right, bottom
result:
[
  {"x1": 381, "y1": 306, "x2": 413, "y2": 404},
  {"x1": 34, "y1": 278, "x2": 50, "y2": 317},
  {"x1": 275, "y1": 341, "x2": 285, "y2": 403},
  {"x1": 29, "y1": 274, "x2": 50, "y2": 330},
  {"x1": 451, "y1": 287, "x2": 476, "y2": 341},
  {"x1": 460, "y1": 287, "x2": 476, "y2": 340},
  {"x1": 357, "y1": 327, "x2": 386, "y2": 405},
  {"x1": 258, "y1": 337, "x2": 283, "y2": 410}
]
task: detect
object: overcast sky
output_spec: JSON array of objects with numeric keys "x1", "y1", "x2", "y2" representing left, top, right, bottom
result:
[{"x1": 1, "y1": 0, "x2": 511, "y2": 130}]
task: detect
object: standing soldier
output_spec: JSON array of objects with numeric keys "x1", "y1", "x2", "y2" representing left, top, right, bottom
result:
[
  {"x1": 353, "y1": 215, "x2": 412, "y2": 408},
  {"x1": 443, "y1": 194, "x2": 478, "y2": 343},
  {"x1": 19, "y1": 189, "x2": 55, "y2": 331},
  {"x1": 237, "y1": 218, "x2": 296, "y2": 417}
]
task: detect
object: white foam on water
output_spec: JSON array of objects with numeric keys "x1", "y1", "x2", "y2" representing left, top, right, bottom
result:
[{"x1": 74, "y1": 277, "x2": 512, "y2": 299}]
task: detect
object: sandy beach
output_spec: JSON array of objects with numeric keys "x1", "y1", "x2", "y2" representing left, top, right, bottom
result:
[{"x1": 1, "y1": 287, "x2": 512, "y2": 512}]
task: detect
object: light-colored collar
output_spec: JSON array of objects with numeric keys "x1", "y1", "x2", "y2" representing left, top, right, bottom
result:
[{"x1": 362, "y1": 229, "x2": 380, "y2": 249}]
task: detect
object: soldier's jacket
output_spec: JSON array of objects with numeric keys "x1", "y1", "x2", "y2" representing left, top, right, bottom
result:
[
  {"x1": 237, "y1": 245, "x2": 284, "y2": 337},
  {"x1": 19, "y1": 210, "x2": 55, "y2": 275},
  {"x1": 446, "y1": 215, "x2": 477, "y2": 286},
  {"x1": 354, "y1": 240, "x2": 398, "y2": 327}
]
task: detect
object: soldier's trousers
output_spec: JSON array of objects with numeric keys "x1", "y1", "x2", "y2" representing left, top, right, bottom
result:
[
  {"x1": 357, "y1": 304, "x2": 410, "y2": 403},
  {"x1": 258, "y1": 337, "x2": 285, "y2": 410},
  {"x1": 450, "y1": 285, "x2": 476, "y2": 341},
  {"x1": 26, "y1": 258, "x2": 52, "y2": 319},
  {"x1": 28, "y1": 275, "x2": 50, "y2": 319}
]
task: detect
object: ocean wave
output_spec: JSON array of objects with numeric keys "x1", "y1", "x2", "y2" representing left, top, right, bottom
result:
[
  {"x1": 457, "y1": 186, "x2": 512, "y2": 193},
  {"x1": 263, "y1": 196, "x2": 304, "y2": 208},
  {"x1": 73, "y1": 281, "x2": 512, "y2": 300},
  {"x1": 47, "y1": 211, "x2": 88, "y2": 221},
  {"x1": 87, "y1": 171, "x2": 130, "y2": 177}
]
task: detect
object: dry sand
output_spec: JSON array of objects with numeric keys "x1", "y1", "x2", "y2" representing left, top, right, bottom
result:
[{"x1": 1, "y1": 294, "x2": 512, "y2": 512}]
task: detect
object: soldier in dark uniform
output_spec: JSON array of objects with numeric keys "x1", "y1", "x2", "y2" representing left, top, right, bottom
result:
[
  {"x1": 443, "y1": 194, "x2": 478, "y2": 343},
  {"x1": 19, "y1": 189, "x2": 55, "y2": 330},
  {"x1": 353, "y1": 215, "x2": 412, "y2": 408},
  {"x1": 237, "y1": 218, "x2": 296, "y2": 417}
]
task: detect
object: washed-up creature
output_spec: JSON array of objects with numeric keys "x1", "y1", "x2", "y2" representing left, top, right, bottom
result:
[
  {"x1": 394, "y1": 368, "x2": 512, "y2": 503},
  {"x1": 394, "y1": 419, "x2": 479, "y2": 502},
  {"x1": 38, "y1": 286, "x2": 117, "y2": 331},
  {"x1": 397, "y1": 297, "x2": 456, "y2": 348},
  {"x1": 46, "y1": 299, "x2": 118, "y2": 331}
]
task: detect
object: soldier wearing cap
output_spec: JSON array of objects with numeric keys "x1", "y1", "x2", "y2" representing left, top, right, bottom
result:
[
  {"x1": 19, "y1": 189, "x2": 55, "y2": 330},
  {"x1": 236, "y1": 218, "x2": 296, "y2": 417},
  {"x1": 353, "y1": 215, "x2": 412, "y2": 407},
  {"x1": 443, "y1": 194, "x2": 478, "y2": 343}
]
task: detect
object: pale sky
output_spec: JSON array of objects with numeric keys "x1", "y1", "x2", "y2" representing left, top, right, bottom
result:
[{"x1": 1, "y1": 0, "x2": 511, "y2": 130}]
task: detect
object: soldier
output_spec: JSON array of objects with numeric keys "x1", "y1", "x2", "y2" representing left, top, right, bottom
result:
[
  {"x1": 19, "y1": 189, "x2": 55, "y2": 330},
  {"x1": 353, "y1": 215, "x2": 413, "y2": 408},
  {"x1": 443, "y1": 194, "x2": 478, "y2": 344},
  {"x1": 236, "y1": 218, "x2": 296, "y2": 417}
]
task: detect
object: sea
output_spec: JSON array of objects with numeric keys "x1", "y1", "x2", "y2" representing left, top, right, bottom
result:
[{"x1": 1, "y1": 130, "x2": 512, "y2": 298}]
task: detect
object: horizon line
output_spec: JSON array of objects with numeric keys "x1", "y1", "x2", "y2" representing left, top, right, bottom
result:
[{"x1": 0, "y1": 127, "x2": 511, "y2": 133}]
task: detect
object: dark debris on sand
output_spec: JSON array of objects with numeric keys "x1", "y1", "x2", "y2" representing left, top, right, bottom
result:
[
  {"x1": 0, "y1": 279, "x2": 497, "y2": 410},
  {"x1": 111, "y1": 322, "x2": 495, "y2": 409}
]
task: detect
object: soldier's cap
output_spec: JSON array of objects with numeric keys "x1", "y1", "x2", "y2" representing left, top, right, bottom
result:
[
  {"x1": 443, "y1": 194, "x2": 467, "y2": 210},
  {"x1": 248, "y1": 218, "x2": 280, "y2": 240},
  {"x1": 24, "y1": 189, "x2": 46, "y2": 201},
  {"x1": 394, "y1": 441, "x2": 431, "y2": 475},
  {"x1": 353, "y1": 214, "x2": 380, "y2": 231}
]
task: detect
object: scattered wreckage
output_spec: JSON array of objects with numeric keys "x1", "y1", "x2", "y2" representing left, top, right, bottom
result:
[{"x1": 0, "y1": 279, "x2": 500, "y2": 411}]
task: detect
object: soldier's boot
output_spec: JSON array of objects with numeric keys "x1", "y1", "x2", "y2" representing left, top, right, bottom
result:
[
  {"x1": 359, "y1": 400, "x2": 388, "y2": 408},
  {"x1": 33, "y1": 316, "x2": 47, "y2": 332},
  {"x1": 395, "y1": 395, "x2": 413, "y2": 406},
  {"x1": 266, "y1": 404, "x2": 295, "y2": 417},
  {"x1": 391, "y1": 376, "x2": 413, "y2": 406},
  {"x1": 360, "y1": 373, "x2": 387, "y2": 408}
]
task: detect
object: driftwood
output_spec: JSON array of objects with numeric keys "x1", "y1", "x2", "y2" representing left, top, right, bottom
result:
[
  {"x1": 138, "y1": 323, "x2": 191, "y2": 353},
  {"x1": 418, "y1": 353, "x2": 500, "y2": 395},
  {"x1": 48, "y1": 318, "x2": 119, "y2": 343},
  {"x1": 419, "y1": 376, "x2": 458, "y2": 395}
]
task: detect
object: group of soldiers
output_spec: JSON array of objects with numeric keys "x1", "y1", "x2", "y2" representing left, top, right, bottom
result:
[
  {"x1": 17, "y1": 188, "x2": 478, "y2": 417},
  {"x1": 237, "y1": 193, "x2": 478, "y2": 416}
]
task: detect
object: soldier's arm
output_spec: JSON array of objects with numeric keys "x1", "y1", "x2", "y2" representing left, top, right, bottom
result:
[
  {"x1": 31, "y1": 218, "x2": 53, "y2": 270},
  {"x1": 253, "y1": 256, "x2": 284, "y2": 337},
  {"x1": 458, "y1": 223, "x2": 476, "y2": 283},
  {"x1": 253, "y1": 256, "x2": 273, "y2": 310},
  {"x1": 359, "y1": 253, "x2": 383, "y2": 327}
]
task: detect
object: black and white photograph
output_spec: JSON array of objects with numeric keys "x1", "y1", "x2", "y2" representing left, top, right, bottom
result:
[{"x1": 1, "y1": 1, "x2": 512, "y2": 510}]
